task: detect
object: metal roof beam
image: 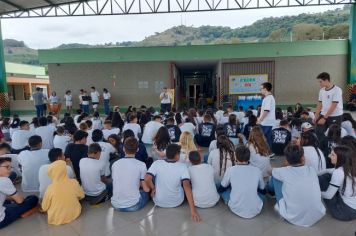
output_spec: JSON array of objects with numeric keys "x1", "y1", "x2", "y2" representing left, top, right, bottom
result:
[{"x1": 0, "y1": 0, "x2": 25, "y2": 10}]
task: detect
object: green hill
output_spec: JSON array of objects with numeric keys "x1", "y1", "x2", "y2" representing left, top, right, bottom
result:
[{"x1": 3, "y1": 5, "x2": 351, "y2": 65}]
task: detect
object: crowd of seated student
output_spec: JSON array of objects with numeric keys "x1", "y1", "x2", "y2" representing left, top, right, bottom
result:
[{"x1": 0, "y1": 103, "x2": 355, "y2": 230}]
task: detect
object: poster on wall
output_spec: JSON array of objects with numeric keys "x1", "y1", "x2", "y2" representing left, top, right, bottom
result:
[{"x1": 229, "y1": 74, "x2": 268, "y2": 94}]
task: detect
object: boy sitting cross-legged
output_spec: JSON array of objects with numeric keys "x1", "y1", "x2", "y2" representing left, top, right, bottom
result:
[
  {"x1": 145, "y1": 143, "x2": 201, "y2": 222},
  {"x1": 111, "y1": 137, "x2": 150, "y2": 212}
]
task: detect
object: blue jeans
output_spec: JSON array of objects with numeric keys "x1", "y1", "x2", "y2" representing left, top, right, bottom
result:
[
  {"x1": 220, "y1": 188, "x2": 265, "y2": 204},
  {"x1": 104, "y1": 99, "x2": 110, "y2": 115},
  {"x1": 9, "y1": 172, "x2": 17, "y2": 181},
  {"x1": 203, "y1": 154, "x2": 209, "y2": 163},
  {"x1": 268, "y1": 177, "x2": 283, "y2": 203},
  {"x1": 35, "y1": 105, "x2": 44, "y2": 117},
  {"x1": 0, "y1": 196, "x2": 39, "y2": 229},
  {"x1": 115, "y1": 191, "x2": 149, "y2": 212},
  {"x1": 260, "y1": 125, "x2": 273, "y2": 150},
  {"x1": 82, "y1": 104, "x2": 89, "y2": 114}
]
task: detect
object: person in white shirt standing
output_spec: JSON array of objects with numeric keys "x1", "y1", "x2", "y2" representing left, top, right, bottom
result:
[
  {"x1": 64, "y1": 90, "x2": 73, "y2": 114},
  {"x1": 257, "y1": 82, "x2": 276, "y2": 150},
  {"x1": 314, "y1": 72, "x2": 343, "y2": 141},
  {"x1": 159, "y1": 87, "x2": 172, "y2": 113},
  {"x1": 103, "y1": 88, "x2": 111, "y2": 116},
  {"x1": 90, "y1": 86, "x2": 100, "y2": 113},
  {"x1": 111, "y1": 137, "x2": 150, "y2": 212}
]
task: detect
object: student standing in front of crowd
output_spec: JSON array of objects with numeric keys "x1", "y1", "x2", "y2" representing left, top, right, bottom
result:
[
  {"x1": 64, "y1": 90, "x2": 73, "y2": 114},
  {"x1": 159, "y1": 87, "x2": 172, "y2": 113},
  {"x1": 257, "y1": 82, "x2": 276, "y2": 150},
  {"x1": 314, "y1": 72, "x2": 343, "y2": 141},
  {"x1": 90, "y1": 87, "x2": 100, "y2": 113},
  {"x1": 32, "y1": 87, "x2": 44, "y2": 117},
  {"x1": 103, "y1": 88, "x2": 111, "y2": 116}
]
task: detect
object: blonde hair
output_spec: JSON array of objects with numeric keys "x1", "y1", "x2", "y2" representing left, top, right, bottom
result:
[
  {"x1": 248, "y1": 126, "x2": 271, "y2": 156},
  {"x1": 179, "y1": 131, "x2": 197, "y2": 152}
]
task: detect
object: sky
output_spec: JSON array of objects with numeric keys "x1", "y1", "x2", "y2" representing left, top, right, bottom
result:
[{"x1": 1, "y1": 4, "x2": 343, "y2": 49}]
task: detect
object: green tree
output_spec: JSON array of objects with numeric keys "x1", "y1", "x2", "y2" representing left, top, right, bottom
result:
[
  {"x1": 324, "y1": 23, "x2": 349, "y2": 39},
  {"x1": 266, "y1": 28, "x2": 288, "y2": 42},
  {"x1": 292, "y1": 23, "x2": 323, "y2": 40}
]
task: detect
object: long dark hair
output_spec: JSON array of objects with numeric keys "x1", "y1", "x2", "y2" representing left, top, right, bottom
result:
[
  {"x1": 154, "y1": 126, "x2": 171, "y2": 150},
  {"x1": 111, "y1": 111, "x2": 124, "y2": 130},
  {"x1": 333, "y1": 145, "x2": 356, "y2": 196},
  {"x1": 327, "y1": 124, "x2": 342, "y2": 143},
  {"x1": 343, "y1": 113, "x2": 356, "y2": 130},
  {"x1": 0, "y1": 117, "x2": 10, "y2": 129},
  {"x1": 341, "y1": 136, "x2": 356, "y2": 151},
  {"x1": 216, "y1": 135, "x2": 235, "y2": 176},
  {"x1": 301, "y1": 132, "x2": 323, "y2": 169}
]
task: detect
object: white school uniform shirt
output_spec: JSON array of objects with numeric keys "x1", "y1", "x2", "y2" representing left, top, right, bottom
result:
[
  {"x1": 0, "y1": 177, "x2": 17, "y2": 222},
  {"x1": 208, "y1": 140, "x2": 218, "y2": 153},
  {"x1": 96, "y1": 141, "x2": 116, "y2": 176},
  {"x1": 9, "y1": 127, "x2": 19, "y2": 138},
  {"x1": 189, "y1": 164, "x2": 220, "y2": 208},
  {"x1": 38, "y1": 164, "x2": 74, "y2": 198},
  {"x1": 341, "y1": 121, "x2": 356, "y2": 138},
  {"x1": 221, "y1": 165, "x2": 265, "y2": 218},
  {"x1": 308, "y1": 111, "x2": 315, "y2": 121},
  {"x1": 318, "y1": 85, "x2": 343, "y2": 117},
  {"x1": 53, "y1": 135, "x2": 71, "y2": 152},
  {"x1": 11, "y1": 129, "x2": 31, "y2": 149},
  {"x1": 219, "y1": 116, "x2": 229, "y2": 125},
  {"x1": 248, "y1": 145, "x2": 272, "y2": 178},
  {"x1": 272, "y1": 166, "x2": 326, "y2": 227},
  {"x1": 102, "y1": 128, "x2": 121, "y2": 140},
  {"x1": 179, "y1": 122, "x2": 196, "y2": 137},
  {"x1": 160, "y1": 92, "x2": 171, "y2": 104},
  {"x1": 91, "y1": 91, "x2": 100, "y2": 103},
  {"x1": 17, "y1": 149, "x2": 50, "y2": 192},
  {"x1": 235, "y1": 111, "x2": 245, "y2": 123},
  {"x1": 260, "y1": 94, "x2": 276, "y2": 127},
  {"x1": 207, "y1": 149, "x2": 233, "y2": 184},
  {"x1": 111, "y1": 158, "x2": 147, "y2": 209},
  {"x1": 324, "y1": 127, "x2": 348, "y2": 138},
  {"x1": 322, "y1": 167, "x2": 356, "y2": 210},
  {"x1": 123, "y1": 123, "x2": 142, "y2": 140},
  {"x1": 92, "y1": 118, "x2": 103, "y2": 130},
  {"x1": 79, "y1": 157, "x2": 106, "y2": 196},
  {"x1": 141, "y1": 121, "x2": 163, "y2": 144},
  {"x1": 302, "y1": 146, "x2": 326, "y2": 174},
  {"x1": 103, "y1": 92, "x2": 111, "y2": 100},
  {"x1": 86, "y1": 129, "x2": 94, "y2": 145},
  {"x1": 35, "y1": 125, "x2": 56, "y2": 149},
  {"x1": 147, "y1": 160, "x2": 190, "y2": 208},
  {"x1": 64, "y1": 94, "x2": 72, "y2": 102}
]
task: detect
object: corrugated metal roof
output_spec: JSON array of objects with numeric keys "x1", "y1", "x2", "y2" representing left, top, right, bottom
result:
[
  {"x1": 0, "y1": 0, "x2": 82, "y2": 15},
  {"x1": 5, "y1": 61, "x2": 46, "y2": 76}
]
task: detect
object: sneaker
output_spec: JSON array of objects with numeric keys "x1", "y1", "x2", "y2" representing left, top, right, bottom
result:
[{"x1": 268, "y1": 153, "x2": 276, "y2": 160}]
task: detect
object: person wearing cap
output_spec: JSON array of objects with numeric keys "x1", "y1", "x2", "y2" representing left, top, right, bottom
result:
[
  {"x1": 314, "y1": 72, "x2": 343, "y2": 141},
  {"x1": 159, "y1": 87, "x2": 172, "y2": 113},
  {"x1": 301, "y1": 122, "x2": 314, "y2": 133}
]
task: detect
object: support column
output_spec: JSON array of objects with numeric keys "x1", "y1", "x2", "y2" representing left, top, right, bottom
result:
[
  {"x1": 349, "y1": 5, "x2": 356, "y2": 84},
  {"x1": 0, "y1": 20, "x2": 9, "y2": 116}
]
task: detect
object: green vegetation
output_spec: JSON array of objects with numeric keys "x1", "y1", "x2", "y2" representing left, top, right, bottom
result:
[{"x1": 3, "y1": 6, "x2": 351, "y2": 65}]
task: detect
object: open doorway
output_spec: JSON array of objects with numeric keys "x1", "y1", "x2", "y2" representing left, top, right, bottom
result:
[{"x1": 174, "y1": 61, "x2": 219, "y2": 109}]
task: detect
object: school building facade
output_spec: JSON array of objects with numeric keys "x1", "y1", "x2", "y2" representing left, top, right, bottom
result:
[{"x1": 38, "y1": 40, "x2": 348, "y2": 110}]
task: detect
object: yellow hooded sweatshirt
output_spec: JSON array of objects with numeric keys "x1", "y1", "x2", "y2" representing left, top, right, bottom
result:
[{"x1": 41, "y1": 160, "x2": 84, "y2": 225}]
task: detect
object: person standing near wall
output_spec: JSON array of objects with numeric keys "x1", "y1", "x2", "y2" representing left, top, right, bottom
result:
[
  {"x1": 78, "y1": 89, "x2": 84, "y2": 111},
  {"x1": 90, "y1": 87, "x2": 100, "y2": 113},
  {"x1": 314, "y1": 72, "x2": 343, "y2": 140},
  {"x1": 32, "y1": 87, "x2": 44, "y2": 117},
  {"x1": 159, "y1": 87, "x2": 172, "y2": 113},
  {"x1": 41, "y1": 88, "x2": 48, "y2": 116},
  {"x1": 103, "y1": 88, "x2": 111, "y2": 116},
  {"x1": 257, "y1": 82, "x2": 276, "y2": 150},
  {"x1": 64, "y1": 90, "x2": 73, "y2": 114}
]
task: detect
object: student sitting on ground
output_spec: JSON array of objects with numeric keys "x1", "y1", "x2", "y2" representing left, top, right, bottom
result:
[
  {"x1": 319, "y1": 145, "x2": 356, "y2": 221},
  {"x1": 165, "y1": 117, "x2": 181, "y2": 143},
  {"x1": 178, "y1": 131, "x2": 197, "y2": 165},
  {"x1": 188, "y1": 151, "x2": 219, "y2": 208},
  {"x1": 224, "y1": 114, "x2": 241, "y2": 146},
  {"x1": 102, "y1": 120, "x2": 121, "y2": 141},
  {"x1": 64, "y1": 130, "x2": 88, "y2": 184},
  {"x1": 152, "y1": 127, "x2": 171, "y2": 160},
  {"x1": 0, "y1": 157, "x2": 39, "y2": 229},
  {"x1": 123, "y1": 114, "x2": 142, "y2": 140},
  {"x1": 91, "y1": 129, "x2": 116, "y2": 177},
  {"x1": 41, "y1": 160, "x2": 84, "y2": 225},
  {"x1": 179, "y1": 117, "x2": 196, "y2": 137},
  {"x1": 111, "y1": 137, "x2": 150, "y2": 212},
  {"x1": 53, "y1": 126, "x2": 71, "y2": 152},
  {"x1": 80, "y1": 143, "x2": 112, "y2": 205},
  {"x1": 248, "y1": 126, "x2": 272, "y2": 178},
  {"x1": 145, "y1": 144, "x2": 201, "y2": 222},
  {"x1": 141, "y1": 115, "x2": 163, "y2": 145},
  {"x1": 18, "y1": 135, "x2": 50, "y2": 192},
  {"x1": 207, "y1": 135, "x2": 235, "y2": 186},
  {"x1": 298, "y1": 131, "x2": 326, "y2": 174},
  {"x1": 220, "y1": 146, "x2": 265, "y2": 218},
  {"x1": 271, "y1": 119, "x2": 291, "y2": 156},
  {"x1": 35, "y1": 117, "x2": 56, "y2": 149},
  {"x1": 39, "y1": 148, "x2": 74, "y2": 198},
  {"x1": 119, "y1": 129, "x2": 149, "y2": 165},
  {"x1": 0, "y1": 143, "x2": 21, "y2": 180},
  {"x1": 271, "y1": 144, "x2": 325, "y2": 227},
  {"x1": 195, "y1": 114, "x2": 216, "y2": 148},
  {"x1": 208, "y1": 125, "x2": 225, "y2": 153},
  {"x1": 85, "y1": 120, "x2": 94, "y2": 145},
  {"x1": 11, "y1": 120, "x2": 31, "y2": 154}
]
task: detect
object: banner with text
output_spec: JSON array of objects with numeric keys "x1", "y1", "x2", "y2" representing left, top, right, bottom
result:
[{"x1": 229, "y1": 74, "x2": 268, "y2": 94}]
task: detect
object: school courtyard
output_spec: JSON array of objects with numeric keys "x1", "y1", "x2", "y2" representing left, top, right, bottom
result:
[{"x1": 1, "y1": 149, "x2": 355, "y2": 236}]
